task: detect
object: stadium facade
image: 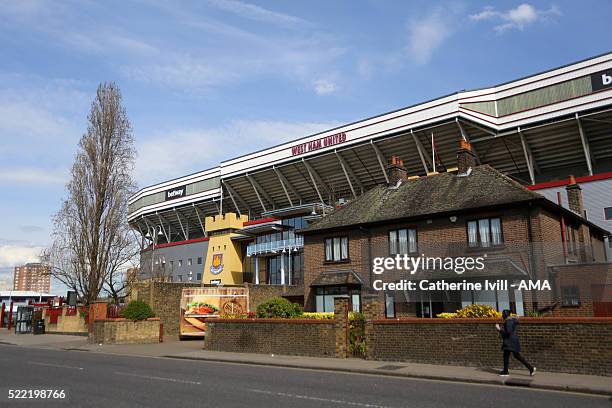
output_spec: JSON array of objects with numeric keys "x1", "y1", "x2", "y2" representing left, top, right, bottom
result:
[{"x1": 129, "y1": 53, "x2": 612, "y2": 284}]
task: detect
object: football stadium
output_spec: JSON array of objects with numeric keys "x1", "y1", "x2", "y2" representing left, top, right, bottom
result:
[{"x1": 129, "y1": 52, "x2": 612, "y2": 285}]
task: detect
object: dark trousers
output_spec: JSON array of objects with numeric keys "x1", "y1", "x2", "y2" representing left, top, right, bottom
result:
[{"x1": 503, "y1": 350, "x2": 533, "y2": 372}]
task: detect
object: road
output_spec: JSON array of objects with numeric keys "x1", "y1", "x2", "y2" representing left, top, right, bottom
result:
[{"x1": 0, "y1": 345, "x2": 609, "y2": 408}]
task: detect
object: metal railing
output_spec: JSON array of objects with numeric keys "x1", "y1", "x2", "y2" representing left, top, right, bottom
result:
[{"x1": 246, "y1": 236, "x2": 304, "y2": 257}]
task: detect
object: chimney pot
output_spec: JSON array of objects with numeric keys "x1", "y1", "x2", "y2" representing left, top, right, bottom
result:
[
  {"x1": 459, "y1": 139, "x2": 472, "y2": 151},
  {"x1": 565, "y1": 175, "x2": 584, "y2": 216},
  {"x1": 387, "y1": 155, "x2": 408, "y2": 185},
  {"x1": 457, "y1": 140, "x2": 476, "y2": 174}
]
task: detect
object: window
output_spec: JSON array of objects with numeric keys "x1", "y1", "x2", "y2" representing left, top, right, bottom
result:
[
  {"x1": 315, "y1": 286, "x2": 360, "y2": 312},
  {"x1": 604, "y1": 207, "x2": 612, "y2": 221},
  {"x1": 197, "y1": 257, "x2": 203, "y2": 265},
  {"x1": 188, "y1": 258, "x2": 192, "y2": 266},
  {"x1": 177, "y1": 275, "x2": 182, "y2": 282},
  {"x1": 389, "y1": 228, "x2": 417, "y2": 254},
  {"x1": 325, "y1": 237, "x2": 348, "y2": 262},
  {"x1": 197, "y1": 273, "x2": 202, "y2": 280},
  {"x1": 178, "y1": 260, "x2": 183, "y2": 267},
  {"x1": 561, "y1": 286, "x2": 580, "y2": 306},
  {"x1": 467, "y1": 218, "x2": 503, "y2": 248}
]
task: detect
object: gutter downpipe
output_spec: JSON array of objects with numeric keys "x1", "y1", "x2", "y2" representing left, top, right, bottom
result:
[
  {"x1": 557, "y1": 192, "x2": 568, "y2": 262},
  {"x1": 526, "y1": 202, "x2": 539, "y2": 312},
  {"x1": 358, "y1": 226, "x2": 373, "y2": 290}
]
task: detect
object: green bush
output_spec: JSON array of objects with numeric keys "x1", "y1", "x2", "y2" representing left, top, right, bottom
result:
[
  {"x1": 302, "y1": 312, "x2": 334, "y2": 320},
  {"x1": 436, "y1": 304, "x2": 501, "y2": 318},
  {"x1": 256, "y1": 297, "x2": 302, "y2": 318},
  {"x1": 121, "y1": 300, "x2": 155, "y2": 321}
]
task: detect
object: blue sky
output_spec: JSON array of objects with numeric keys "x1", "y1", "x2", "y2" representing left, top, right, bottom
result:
[{"x1": 0, "y1": 0, "x2": 610, "y2": 292}]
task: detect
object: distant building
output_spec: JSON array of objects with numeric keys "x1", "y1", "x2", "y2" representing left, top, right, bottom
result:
[{"x1": 13, "y1": 263, "x2": 51, "y2": 292}]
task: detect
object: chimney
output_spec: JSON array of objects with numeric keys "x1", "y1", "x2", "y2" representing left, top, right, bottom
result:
[
  {"x1": 457, "y1": 140, "x2": 476, "y2": 174},
  {"x1": 566, "y1": 175, "x2": 585, "y2": 217},
  {"x1": 387, "y1": 155, "x2": 408, "y2": 185}
]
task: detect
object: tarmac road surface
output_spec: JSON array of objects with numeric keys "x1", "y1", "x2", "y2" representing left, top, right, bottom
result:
[{"x1": 0, "y1": 344, "x2": 609, "y2": 408}]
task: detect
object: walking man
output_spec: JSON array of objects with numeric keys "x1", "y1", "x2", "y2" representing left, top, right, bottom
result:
[{"x1": 496, "y1": 309, "x2": 536, "y2": 377}]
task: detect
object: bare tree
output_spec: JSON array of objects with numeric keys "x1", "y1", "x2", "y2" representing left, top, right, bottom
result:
[{"x1": 44, "y1": 82, "x2": 137, "y2": 304}]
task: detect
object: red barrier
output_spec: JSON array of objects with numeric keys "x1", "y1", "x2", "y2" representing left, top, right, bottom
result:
[
  {"x1": 46, "y1": 308, "x2": 62, "y2": 324},
  {"x1": 7, "y1": 302, "x2": 13, "y2": 330}
]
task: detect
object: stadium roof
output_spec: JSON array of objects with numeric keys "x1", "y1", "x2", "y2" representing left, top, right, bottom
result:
[{"x1": 129, "y1": 52, "x2": 612, "y2": 244}]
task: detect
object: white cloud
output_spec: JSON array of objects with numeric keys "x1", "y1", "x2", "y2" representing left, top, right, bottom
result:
[
  {"x1": 407, "y1": 9, "x2": 453, "y2": 64},
  {"x1": 469, "y1": 3, "x2": 561, "y2": 33},
  {"x1": 313, "y1": 79, "x2": 336, "y2": 95},
  {"x1": 0, "y1": 168, "x2": 67, "y2": 185},
  {"x1": 134, "y1": 120, "x2": 340, "y2": 185},
  {"x1": 120, "y1": 55, "x2": 239, "y2": 90},
  {"x1": 0, "y1": 244, "x2": 43, "y2": 268},
  {"x1": 208, "y1": 0, "x2": 307, "y2": 27}
]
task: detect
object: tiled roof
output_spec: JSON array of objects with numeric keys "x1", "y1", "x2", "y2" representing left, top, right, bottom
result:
[
  {"x1": 310, "y1": 269, "x2": 365, "y2": 287},
  {"x1": 305, "y1": 165, "x2": 542, "y2": 233}
]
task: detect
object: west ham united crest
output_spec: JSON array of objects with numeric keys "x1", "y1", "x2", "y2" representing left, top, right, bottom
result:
[{"x1": 210, "y1": 253, "x2": 224, "y2": 275}]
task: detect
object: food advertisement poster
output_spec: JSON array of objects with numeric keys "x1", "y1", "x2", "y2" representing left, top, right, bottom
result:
[{"x1": 179, "y1": 287, "x2": 249, "y2": 337}]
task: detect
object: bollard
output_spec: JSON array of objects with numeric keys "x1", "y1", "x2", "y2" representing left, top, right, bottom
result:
[
  {"x1": 0, "y1": 303, "x2": 5, "y2": 328},
  {"x1": 7, "y1": 301, "x2": 13, "y2": 331}
]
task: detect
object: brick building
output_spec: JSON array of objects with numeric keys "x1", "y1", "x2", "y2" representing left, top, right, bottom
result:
[
  {"x1": 13, "y1": 263, "x2": 51, "y2": 292},
  {"x1": 301, "y1": 142, "x2": 610, "y2": 317}
]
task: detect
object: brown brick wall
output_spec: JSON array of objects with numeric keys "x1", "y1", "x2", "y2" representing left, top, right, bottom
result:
[
  {"x1": 368, "y1": 318, "x2": 612, "y2": 376},
  {"x1": 550, "y1": 263, "x2": 612, "y2": 317},
  {"x1": 303, "y1": 203, "x2": 607, "y2": 315},
  {"x1": 90, "y1": 318, "x2": 161, "y2": 344},
  {"x1": 131, "y1": 281, "x2": 200, "y2": 336},
  {"x1": 245, "y1": 284, "x2": 305, "y2": 310},
  {"x1": 204, "y1": 319, "x2": 336, "y2": 357}
]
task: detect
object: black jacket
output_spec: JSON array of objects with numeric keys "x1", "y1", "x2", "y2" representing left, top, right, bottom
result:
[{"x1": 499, "y1": 317, "x2": 521, "y2": 352}]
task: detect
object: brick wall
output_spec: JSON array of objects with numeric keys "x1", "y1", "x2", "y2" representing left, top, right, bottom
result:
[
  {"x1": 549, "y1": 263, "x2": 612, "y2": 317},
  {"x1": 204, "y1": 319, "x2": 336, "y2": 357},
  {"x1": 245, "y1": 284, "x2": 304, "y2": 310},
  {"x1": 131, "y1": 281, "x2": 306, "y2": 336},
  {"x1": 303, "y1": 202, "x2": 607, "y2": 315},
  {"x1": 367, "y1": 318, "x2": 612, "y2": 376},
  {"x1": 130, "y1": 281, "x2": 200, "y2": 336},
  {"x1": 90, "y1": 318, "x2": 161, "y2": 344}
]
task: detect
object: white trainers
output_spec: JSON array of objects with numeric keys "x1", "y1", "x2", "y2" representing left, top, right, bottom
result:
[{"x1": 530, "y1": 367, "x2": 537, "y2": 377}]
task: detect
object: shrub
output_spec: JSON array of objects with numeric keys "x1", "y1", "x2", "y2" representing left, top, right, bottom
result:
[
  {"x1": 302, "y1": 312, "x2": 334, "y2": 320},
  {"x1": 256, "y1": 297, "x2": 302, "y2": 318},
  {"x1": 121, "y1": 300, "x2": 155, "y2": 321},
  {"x1": 437, "y1": 312, "x2": 458, "y2": 318},
  {"x1": 454, "y1": 304, "x2": 501, "y2": 318}
]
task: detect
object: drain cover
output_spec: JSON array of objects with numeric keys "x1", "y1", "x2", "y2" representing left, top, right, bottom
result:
[{"x1": 376, "y1": 365, "x2": 405, "y2": 371}]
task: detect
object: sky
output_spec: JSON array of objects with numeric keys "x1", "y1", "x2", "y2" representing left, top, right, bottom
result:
[{"x1": 0, "y1": 0, "x2": 611, "y2": 293}]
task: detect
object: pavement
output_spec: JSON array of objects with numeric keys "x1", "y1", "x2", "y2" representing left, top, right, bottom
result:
[
  {"x1": 1, "y1": 344, "x2": 611, "y2": 408},
  {"x1": 0, "y1": 328, "x2": 610, "y2": 398}
]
